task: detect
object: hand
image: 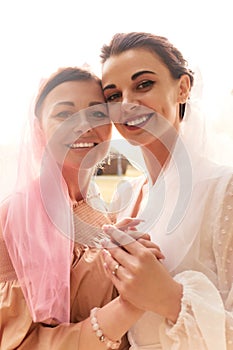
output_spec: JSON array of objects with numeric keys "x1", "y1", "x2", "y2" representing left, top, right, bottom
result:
[
  {"x1": 101, "y1": 225, "x2": 183, "y2": 323},
  {"x1": 114, "y1": 217, "x2": 165, "y2": 260}
]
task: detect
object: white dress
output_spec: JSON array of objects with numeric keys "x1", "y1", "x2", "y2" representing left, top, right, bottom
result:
[{"x1": 110, "y1": 149, "x2": 233, "y2": 349}]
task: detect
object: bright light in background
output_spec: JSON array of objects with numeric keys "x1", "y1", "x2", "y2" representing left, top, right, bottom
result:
[{"x1": 0, "y1": 0, "x2": 232, "y2": 144}]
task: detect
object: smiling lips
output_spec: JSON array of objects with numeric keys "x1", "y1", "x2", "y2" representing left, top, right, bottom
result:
[
  {"x1": 67, "y1": 142, "x2": 97, "y2": 149},
  {"x1": 124, "y1": 113, "x2": 153, "y2": 128},
  {"x1": 67, "y1": 114, "x2": 153, "y2": 148}
]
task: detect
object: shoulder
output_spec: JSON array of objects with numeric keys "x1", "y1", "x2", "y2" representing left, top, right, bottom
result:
[{"x1": 198, "y1": 162, "x2": 233, "y2": 201}]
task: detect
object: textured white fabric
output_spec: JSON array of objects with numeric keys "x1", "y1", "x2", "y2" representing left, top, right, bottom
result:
[
  {"x1": 111, "y1": 166, "x2": 233, "y2": 349},
  {"x1": 109, "y1": 76, "x2": 233, "y2": 348}
]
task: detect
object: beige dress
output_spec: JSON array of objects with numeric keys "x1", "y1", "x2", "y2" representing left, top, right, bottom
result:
[{"x1": 0, "y1": 201, "x2": 129, "y2": 350}]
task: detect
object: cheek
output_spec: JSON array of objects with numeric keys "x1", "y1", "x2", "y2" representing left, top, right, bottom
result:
[
  {"x1": 140, "y1": 91, "x2": 164, "y2": 115},
  {"x1": 42, "y1": 120, "x2": 57, "y2": 140},
  {"x1": 151, "y1": 93, "x2": 177, "y2": 119},
  {"x1": 44, "y1": 122, "x2": 70, "y2": 152}
]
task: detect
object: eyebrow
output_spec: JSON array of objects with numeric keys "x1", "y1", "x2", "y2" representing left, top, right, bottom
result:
[
  {"x1": 131, "y1": 70, "x2": 156, "y2": 80},
  {"x1": 89, "y1": 101, "x2": 104, "y2": 106},
  {"x1": 103, "y1": 70, "x2": 156, "y2": 91},
  {"x1": 103, "y1": 84, "x2": 115, "y2": 92},
  {"x1": 54, "y1": 101, "x2": 103, "y2": 107},
  {"x1": 55, "y1": 101, "x2": 75, "y2": 107}
]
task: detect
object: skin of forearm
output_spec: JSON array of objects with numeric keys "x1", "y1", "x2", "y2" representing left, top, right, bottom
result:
[
  {"x1": 79, "y1": 296, "x2": 144, "y2": 349},
  {"x1": 152, "y1": 281, "x2": 183, "y2": 323}
]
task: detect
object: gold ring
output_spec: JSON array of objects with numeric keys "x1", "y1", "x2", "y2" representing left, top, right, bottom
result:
[{"x1": 112, "y1": 263, "x2": 120, "y2": 276}]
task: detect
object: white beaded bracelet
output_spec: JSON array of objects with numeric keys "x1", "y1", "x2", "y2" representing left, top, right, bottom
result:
[{"x1": 90, "y1": 307, "x2": 121, "y2": 349}]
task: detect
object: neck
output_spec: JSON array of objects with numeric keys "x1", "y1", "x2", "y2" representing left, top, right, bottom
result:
[
  {"x1": 62, "y1": 165, "x2": 93, "y2": 203},
  {"x1": 142, "y1": 129, "x2": 178, "y2": 184}
]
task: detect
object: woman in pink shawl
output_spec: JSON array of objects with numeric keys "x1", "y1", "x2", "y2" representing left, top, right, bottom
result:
[{"x1": 0, "y1": 67, "x2": 163, "y2": 349}]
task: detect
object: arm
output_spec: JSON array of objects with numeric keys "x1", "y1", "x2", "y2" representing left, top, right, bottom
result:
[
  {"x1": 0, "y1": 278, "x2": 143, "y2": 350},
  {"x1": 162, "y1": 174, "x2": 233, "y2": 350}
]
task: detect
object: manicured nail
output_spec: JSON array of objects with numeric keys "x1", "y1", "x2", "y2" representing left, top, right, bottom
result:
[{"x1": 102, "y1": 248, "x2": 111, "y2": 256}]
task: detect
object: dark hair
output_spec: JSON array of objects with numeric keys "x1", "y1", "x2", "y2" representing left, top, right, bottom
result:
[
  {"x1": 100, "y1": 32, "x2": 194, "y2": 118},
  {"x1": 35, "y1": 67, "x2": 101, "y2": 117}
]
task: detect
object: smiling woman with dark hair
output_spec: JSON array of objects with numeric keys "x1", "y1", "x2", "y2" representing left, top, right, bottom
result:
[{"x1": 100, "y1": 32, "x2": 233, "y2": 349}]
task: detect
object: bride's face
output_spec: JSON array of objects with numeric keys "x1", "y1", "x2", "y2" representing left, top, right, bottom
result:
[
  {"x1": 102, "y1": 48, "x2": 190, "y2": 147},
  {"x1": 39, "y1": 80, "x2": 112, "y2": 169}
]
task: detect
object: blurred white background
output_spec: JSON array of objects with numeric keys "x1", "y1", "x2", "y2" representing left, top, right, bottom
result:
[
  {"x1": 0, "y1": 0, "x2": 232, "y2": 143},
  {"x1": 0, "y1": 0, "x2": 233, "y2": 201}
]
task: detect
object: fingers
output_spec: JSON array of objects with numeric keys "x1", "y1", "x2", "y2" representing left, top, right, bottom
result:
[
  {"x1": 101, "y1": 224, "x2": 165, "y2": 268},
  {"x1": 137, "y1": 238, "x2": 160, "y2": 251},
  {"x1": 115, "y1": 217, "x2": 145, "y2": 231},
  {"x1": 102, "y1": 234, "x2": 165, "y2": 262},
  {"x1": 102, "y1": 225, "x2": 136, "y2": 249},
  {"x1": 130, "y1": 232, "x2": 151, "y2": 241},
  {"x1": 101, "y1": 236, "x2": 139, "y2": 278},
  {"x1": 137, "y1": 238, "x2": 165, "y2": 260},
  {"x1": 102, "y1": 249, "x2": 125, "y2": 282},
  {"x1": 102, "y1": 224, "x2": 164, "y2": 256}
]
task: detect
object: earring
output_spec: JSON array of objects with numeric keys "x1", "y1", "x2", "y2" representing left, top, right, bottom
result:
[{"x1": 179, "y1": 103, "x2": 186, "y2": 119}]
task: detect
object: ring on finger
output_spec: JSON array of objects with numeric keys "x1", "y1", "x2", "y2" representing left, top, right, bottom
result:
[{"x1": 112, "y1": 263, "x2": 120, "y2": 276}]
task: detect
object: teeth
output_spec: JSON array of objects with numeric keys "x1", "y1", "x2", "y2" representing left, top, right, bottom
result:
[
  {"x1": 126, "y1": 115, "x2": 149, "y2": 126},
  {"x1": 69, "y1": 142, "x2": 95, "y2": 149}
]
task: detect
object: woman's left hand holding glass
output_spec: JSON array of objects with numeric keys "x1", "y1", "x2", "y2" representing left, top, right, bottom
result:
[{"x1": 101, "y1": 224, "x2": 183, "y2": 323}]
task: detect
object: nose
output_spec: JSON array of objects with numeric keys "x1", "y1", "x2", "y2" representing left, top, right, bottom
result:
[
  {"x1": 72, "y1": 113, "x2": 92, "y2": 135},
  {"x1": 121, "y1": 93, "x2": 139, "y2": 113},
  {"x1": 108, "y1": 92, "x2": 140, "y2": 124},
  {"x1": 121, "y1": 102, "x2": 138, "y2": 113}
]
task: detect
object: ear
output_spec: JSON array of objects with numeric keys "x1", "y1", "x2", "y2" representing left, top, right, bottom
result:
[{"x1": 177, "y1": 75, "x2": 191, "y2": 103}]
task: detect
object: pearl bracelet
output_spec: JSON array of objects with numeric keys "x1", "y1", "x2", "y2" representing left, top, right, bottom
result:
[{"x1": 90, "y1": 307, "x2": 121, "y2": 349}]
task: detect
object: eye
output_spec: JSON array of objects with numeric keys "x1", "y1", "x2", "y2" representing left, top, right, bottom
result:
[
  {"x1": 105, "y1": 92, "x2": 122, "y2": 102},
  {"x1": 137, "y1": 80, "x2": 155, "y2": 90},
  {"x1": 54, "y1": 111, "x2": 73, "y2": 119},
  {"x1": 91, "y1": 110, "x2": 109, "y2": 119}
]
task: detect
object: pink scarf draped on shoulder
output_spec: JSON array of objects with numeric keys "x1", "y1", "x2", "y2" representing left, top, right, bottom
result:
[{"x1": 2, "y1": 108, "x2": 74, "y2": 323}]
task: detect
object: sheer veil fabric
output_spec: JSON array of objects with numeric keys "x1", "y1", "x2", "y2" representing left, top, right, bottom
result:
[
  {"x1": 1, "y1": 93, "x2": 74, "y2": 323},
  {"x1": 0, "y1": 86, "x2": 109, "y2": 323}
]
